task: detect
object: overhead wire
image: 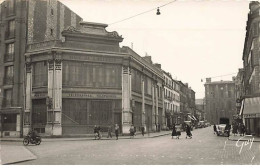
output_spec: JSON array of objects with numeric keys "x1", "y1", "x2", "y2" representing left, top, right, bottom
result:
[{"x1": 109, "y1": 0, "x2": 177, "y2": 26}]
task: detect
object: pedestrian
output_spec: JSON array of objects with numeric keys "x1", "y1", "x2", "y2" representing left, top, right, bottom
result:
[
  {"x1": 241, "y1": 123, "x2": 246, "y2": 136},
  {"x1": 186, "y1": 124, "x2": 192, "y2": 139},
  {"x1": 225, "y1": 123, "x2": 230, "y2": 137},
  {"x1": 141, "y1": 125, "x2": 145, "y2": 136},
  {"x1": 171, "y1": 123, "x2": 177, "y2": 139},
  {"x1": 129, "y1": 125, "x2": 135, "y2": 138},
  {"x1": 213, "y1": 124, "x2": 217, "y2": 134},
  {"x1": 232, "y1": 123, "x2": 238, "y2": 136},
  {"x1": 176, "y1": 125, "x2": 181, "y2": 139},
  {"x1": 115, "y1": 124, "x2": 119, "y2": 140},
  {"x1": 107, "y1": 125, "x2": 112, "y2": 138}
]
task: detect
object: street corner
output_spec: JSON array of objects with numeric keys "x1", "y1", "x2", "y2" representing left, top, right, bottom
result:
[{"x1": 1, "y1": 145, "x2": 37, "y2": 165}]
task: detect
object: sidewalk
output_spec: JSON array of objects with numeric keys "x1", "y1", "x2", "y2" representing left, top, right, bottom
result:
[
  {"x1": 228, "y1": 134, "x2": 260, "y2": 142},
  {"x1": 0, "y1": 130, "x2": 172, "y2": 142},
  {"x1": 1, "y1": 145, "x2": 37, "y2": 165}
]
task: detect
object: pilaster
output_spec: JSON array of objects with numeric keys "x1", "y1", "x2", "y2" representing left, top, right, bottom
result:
[
  {"x1": 23, "y1": 56, "x2": 32, "y2": 135},
  {"x1": 152, "y1": 83, "x2": 156, "y2": 131},
  {"x1": 155, "y1": 84, "x2": 159, "y2": 131},
  {"x1": 141, "y1": 76, "x2": 146, "y2": 131},
  {"x1": 46, "y1": 51, "x2": 62, "y2": 136},
  {"x1": 122, "y1": 65, "x2": 132, "y2": 134}
]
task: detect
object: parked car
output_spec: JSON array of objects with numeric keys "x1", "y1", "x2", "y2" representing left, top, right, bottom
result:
[
  {"x1": 216, "y1": 124, "x2": 229, "y2": 136},
  {"x1": 205, "y1": 122, "x2": 211, "y2": 127},
  {"x1": 197, "y1": 121, "x2": 205, "y2": 128}
]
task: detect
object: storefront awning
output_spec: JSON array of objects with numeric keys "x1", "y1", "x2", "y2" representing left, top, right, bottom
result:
[
  {"x1": 188, "y1": 115, "x2": 196, "y2": 120},
  {"x1": 243, "y1": 97, "x2": 260, "y2": 116},
  {"x1": 239, "y1": 99, "x2": 244, "y2": 116}
]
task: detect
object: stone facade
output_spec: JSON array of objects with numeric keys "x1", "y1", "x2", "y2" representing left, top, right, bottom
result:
[
  {"x1": 24, "y1": 21, "x2": 165, "y2": 136},
  {"x1": 204, "y1": 78, "x2": 236, "y2": 124},
  {"x1": 0, "y1": 0, "x2": 82, "y2": 137},
  {"x1": 242, "y1": 1, "x2": 260, "y2": 96}
]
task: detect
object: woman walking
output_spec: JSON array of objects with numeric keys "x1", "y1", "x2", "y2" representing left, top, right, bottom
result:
[
  {"x1": 186, "y1": 124, "x2": 192, "y2": 139},
  {"x1": 129, "y1": 125, "x2": 135, "y2": 138},
  {"x1": 171, "y1": 124, "x2": 178, "y2": 139}
]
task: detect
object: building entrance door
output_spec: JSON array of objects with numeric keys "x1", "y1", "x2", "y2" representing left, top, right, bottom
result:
[{"x1": 32, "y1": 99, "x2": 47, "y2": 133}]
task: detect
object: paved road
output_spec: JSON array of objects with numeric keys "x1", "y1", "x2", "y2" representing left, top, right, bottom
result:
[{"x1": 3, "y1": 127, "x2": 260, "y2": 165}]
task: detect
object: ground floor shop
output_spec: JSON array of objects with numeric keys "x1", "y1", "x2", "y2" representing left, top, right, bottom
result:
[
  {"x1": 0, "y1": 108, "x2": 22, "y2": 137},
  {"x1": 242, "y1": 96, "x2": 260, "y2": 137}
]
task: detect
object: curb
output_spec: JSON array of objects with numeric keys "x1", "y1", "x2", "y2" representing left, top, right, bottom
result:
[{"x1": 0, "y1": 132, "x2": 172, "y2": 142}]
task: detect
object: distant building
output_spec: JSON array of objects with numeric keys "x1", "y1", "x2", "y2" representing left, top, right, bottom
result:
[
  {"x1": 195, "y1": 99, "x2": 205, "y2": 122},
  {"x1": 178, "y1": 81, "x2": 196, "y2": 123},
  {"x1": 204, "y1": 78, "x2": 236, "y2": 124},
  {"x1": 163, "y1": 71, "x2": 180, "y2": 128}
]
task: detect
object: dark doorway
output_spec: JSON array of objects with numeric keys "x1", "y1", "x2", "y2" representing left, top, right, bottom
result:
[{"x1": 32, "y1": 99, "x2": 47, "y2": 133}]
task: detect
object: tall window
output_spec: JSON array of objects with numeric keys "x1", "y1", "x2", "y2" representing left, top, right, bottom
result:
[
  {"x1": 6, "y1": 0, "x2": 15, "y2": 15},
  {"x1": 7, "y1": 20, "x2": 15, "y2": 38},
  {"x1": 5, "y1": 43, "x2": 14, "y2": 62},
  {"x1": 4, "y1": 89, "x2": 12, "y2": 107},
  {"x1": 4, "y1": 66, "x2": 14, "y2": 85},
  {"x1": 33, "y1": 62, "x2": 48, "y2": 87}
]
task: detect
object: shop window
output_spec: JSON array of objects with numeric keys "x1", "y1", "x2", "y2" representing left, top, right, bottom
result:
[
  {"x1": 5, "y1": 43, "x2": 14, "y2": 62},
  {"x1": 2, "y1": 114, "x2": 17, "y2": 131},
  {"x1": 4, "y1": 66, "x2": 14, "y2": 85}
]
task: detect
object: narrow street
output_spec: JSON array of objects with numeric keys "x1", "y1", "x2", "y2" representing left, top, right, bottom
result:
[{"x1": 2, "y1": 127, "x2": 259, "y2": 165}]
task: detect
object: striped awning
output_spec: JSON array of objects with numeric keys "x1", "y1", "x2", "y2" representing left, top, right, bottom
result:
[
  {"x1": 243, "y1": 97, "x2": 260, "y2": 115},
  {"x1": 239, "y1": 99, "x2": 244, "y2": 116}
]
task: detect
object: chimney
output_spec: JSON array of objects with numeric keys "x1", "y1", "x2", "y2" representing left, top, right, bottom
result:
[
  {"x1": 206, "y1": 78, "x2": 211, "y2": 83},
  {"x1": 154, "y1": 63, "x2": 161, "y2": 69},
  {"x1": 143, "y1": 56, "x2": 153, "y2": 64}
]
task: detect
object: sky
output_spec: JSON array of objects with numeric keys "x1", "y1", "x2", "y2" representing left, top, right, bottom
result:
[
  {"x1": 58, "y1": 0, "x2": 250, "y2": 99},
  {"x1": 0, "y1": 0, "x2": 249, "y2": 98}
]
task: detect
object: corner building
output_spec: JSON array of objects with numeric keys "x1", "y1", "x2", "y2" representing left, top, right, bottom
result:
[{"x1": 25, "y1": 22, "x2": 164, "y2": 136}]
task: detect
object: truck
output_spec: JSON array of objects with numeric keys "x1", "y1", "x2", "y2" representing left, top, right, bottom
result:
[{"x1": 216, "y1": 117, "x2": 230, "y2": 136}]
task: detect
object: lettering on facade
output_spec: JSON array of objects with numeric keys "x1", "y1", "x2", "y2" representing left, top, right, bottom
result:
[
  {"x1": 243, "y1": 114, "x2": 258, "y2": 118},
  {"x1": 63, "y1": 93, "x2": 121, "y2": 99},
  {"x1": 68, "y1": 55, "x2": 119, "y2": 63},
  {"x1": 32, "y1": 93, "x2": 47, "y2": 98}
]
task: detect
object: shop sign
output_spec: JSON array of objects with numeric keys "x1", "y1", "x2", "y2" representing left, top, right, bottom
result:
[
  {"x1": 32, "y1": 93, "x2": 47, "y2": 98},
  {"x1": 243, "y1": 114, "x2": 260, "y2": 118},
  {"x1": 63, "y1": 93, "x2": 121, "y2": 99}
]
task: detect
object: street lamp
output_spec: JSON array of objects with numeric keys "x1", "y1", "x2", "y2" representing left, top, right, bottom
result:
[{"x1": 156, "y1": 8, "x2": 161, "y2": 15}]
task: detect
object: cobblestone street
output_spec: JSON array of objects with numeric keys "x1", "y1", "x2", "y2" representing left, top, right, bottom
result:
[{"x1": 1, "y1": 127, "x2": 259, "y2": 165}]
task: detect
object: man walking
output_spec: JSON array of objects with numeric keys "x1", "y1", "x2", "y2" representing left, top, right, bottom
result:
[
  {"x1": 107, "y1": 125, "x2": 112, "y2": 138},
  {"x1": 141, "y1": 125, "x2": 145, "y2": 136},
  {"x1": 213, "y1": 124, "x2": 217, "y2": 134},
  {"x1": 115, "y1": 124, "x2": 119, "y2": 140}
]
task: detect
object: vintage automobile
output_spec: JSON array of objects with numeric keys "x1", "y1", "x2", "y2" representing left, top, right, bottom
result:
[
  {"x1": 216, "y1": 124, "x2": 229, "y2": 136},
  {"x1": 197, "y1": 121, "x2": 205, "y2": 128}
]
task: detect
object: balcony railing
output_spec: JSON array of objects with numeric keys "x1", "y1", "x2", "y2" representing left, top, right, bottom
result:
[
  {"x1": 4, "y1": 76, "x2": 14, "y2": 85},
  {"x1": 4, "y1": 53, "x2": 14, "y2": 62},
  {"x1": 5, "y1": 31, "x2": 15, "y2": 39}
]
